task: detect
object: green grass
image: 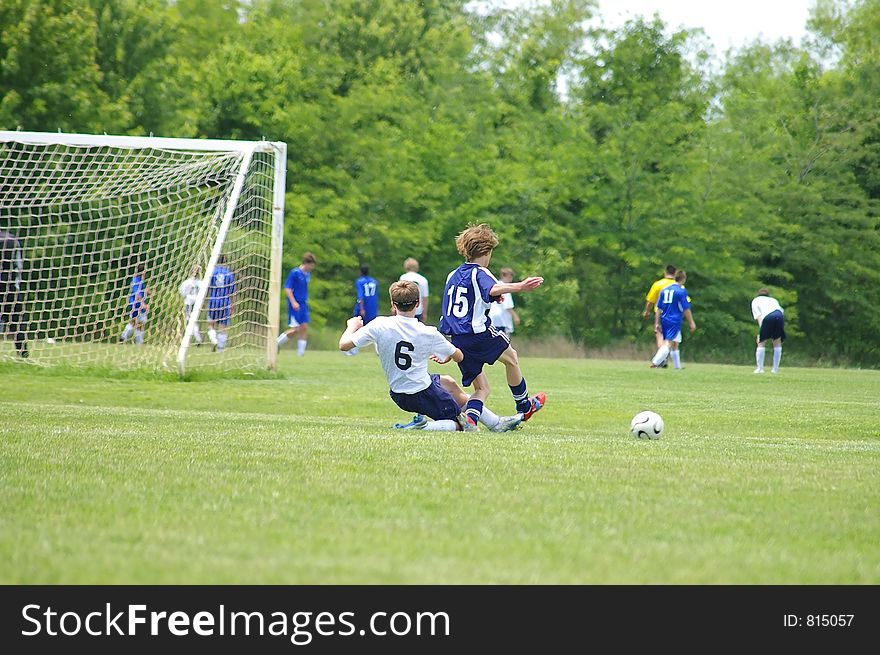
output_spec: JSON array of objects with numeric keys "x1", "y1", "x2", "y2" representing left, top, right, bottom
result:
[{"x1": 1, "y1": 351, "x2": 878, "y2": 583}]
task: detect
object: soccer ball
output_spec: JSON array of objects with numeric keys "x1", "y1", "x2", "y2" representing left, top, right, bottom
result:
[{"x1": 630, "y1": 410, "x2": 663, "y2": 439}]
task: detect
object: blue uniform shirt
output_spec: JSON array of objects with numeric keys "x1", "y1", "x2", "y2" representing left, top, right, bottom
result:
[
  {"x1": 656, "y1": 283, "x2": 690, "y2": 324},
  {"x1": 209, "y1": 265, "x2": 235, "y2": 303},
  {"x1": 129, "y1": 275, "x2": 146, "y2": 306},
  {"x1": 439, "y1": 263, "x2": 498, "y2": 335},
  {"x1": 285, "y1": 267, "x2": 310, "y2": 309},
  {"x1": 355, "y1": 275, "x2": 379, "y2": 322}
]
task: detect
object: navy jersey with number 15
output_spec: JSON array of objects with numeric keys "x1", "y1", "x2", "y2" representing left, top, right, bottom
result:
[{"x1": 439, "y1": 263, "x2": 498, "y2": 335}]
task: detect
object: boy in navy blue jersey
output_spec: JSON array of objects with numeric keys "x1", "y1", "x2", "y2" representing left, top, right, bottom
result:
[{"x1": 439, "y1": 223, "x2": 546, "y2": 429}]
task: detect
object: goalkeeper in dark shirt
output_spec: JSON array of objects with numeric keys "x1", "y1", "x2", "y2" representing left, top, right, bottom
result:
[{"x1": 0, "y1": 229, "x2": 28, "y2": 358}]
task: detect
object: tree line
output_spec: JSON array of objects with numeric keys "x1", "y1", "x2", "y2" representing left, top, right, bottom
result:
[{"x1": 2, "y1": 0, "x2": 878, "y2": 365}]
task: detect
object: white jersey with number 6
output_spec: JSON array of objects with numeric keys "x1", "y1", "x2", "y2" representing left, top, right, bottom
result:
[{"x1": 350, "y1": 315, "x2": 456, "y2": 394}]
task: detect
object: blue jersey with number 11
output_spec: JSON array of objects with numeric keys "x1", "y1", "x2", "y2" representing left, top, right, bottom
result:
[
  {"x1": 657, "y1": 283, "x2": 690, "y2": 323},
  {"x1": 439, "y1": 263, "x2": 498, "y2": 335}
]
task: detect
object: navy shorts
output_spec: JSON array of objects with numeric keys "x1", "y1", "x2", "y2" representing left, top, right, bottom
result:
[
  {"x1": 390, "y1": 374, "x2": 460, "y2": 421},
  {"x1": 759, "y1": 310, "x2": 786, "y2": 342},
  {"x1": 451, "y1": 327, "x2": 511, "y2": 387}
]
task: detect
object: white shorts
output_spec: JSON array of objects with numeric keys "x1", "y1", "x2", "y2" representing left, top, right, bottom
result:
[
  {"x1": 672, "y1": 330, "x2": 681, "y2": 344},
  {"x1": 288, "y1": 316, "x2": 301, "y2": 328}
]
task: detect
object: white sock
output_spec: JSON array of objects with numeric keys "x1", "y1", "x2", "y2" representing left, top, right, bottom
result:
[
  {"x1": 208, "y1": 328, "x2": 218, "y2": 345},
  {"x1": 756, "y1": 346, "x2": 765, "y2": 371},
  {"x1": 193, "y1": 325, "x2": 202, "y2": 344},
  {"x1": 671, "y1": 350, "x2": 681, "y2": 369},
  {"x1": 135, "y1": 329, "x2": 144, "y2": 345},
  {"x1": 652, "y1": 345, "x2": 669, "y2": 367},
  {"x1": 276, "y1": 333, "x2": 289, "y2": 346},
  {"x1": 120, "y1": 324, "x2": 133, "y2": 341},
  {"x1": 479, "y1": 406, "x2": 501, "y2": 429},
  {"x1": 422, "y1": 419, "x2": 458, "y2": 431},
  {"x1": 772, "y1": 346, "x2": 782, "y2": 372},
  {"x1": 217, "y1": 332, "x2": 228, "y2": 351},
  {"x1": 297, "y1": 339, "x2": 307, "y2": 356}
]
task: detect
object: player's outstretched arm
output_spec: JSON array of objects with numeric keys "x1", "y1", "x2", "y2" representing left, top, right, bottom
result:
[{"x1": 489, "y1": 276, "x2": 544, "y2": 297}]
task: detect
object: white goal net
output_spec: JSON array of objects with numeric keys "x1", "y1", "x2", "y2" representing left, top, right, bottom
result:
[{"x1": 0, "y1": 131, "x2": 285, "y2": 375}]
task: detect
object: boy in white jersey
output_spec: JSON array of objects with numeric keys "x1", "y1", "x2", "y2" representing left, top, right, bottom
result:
[
  {"x1": 178, "y1": 265, "x2": 203, "y2": 346},
  {"x1": 439, "y1": 224, "x2": 546, "y2": 429},
  {"x1": 339, "y1": 281, "x2": 522, "y2": 432},
  {"x1": 751, "y1": 288, "x2": 786, "y2": 373}
]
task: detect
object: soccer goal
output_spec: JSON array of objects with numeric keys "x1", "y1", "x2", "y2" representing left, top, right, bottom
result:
[{"x1": 0, "y1": 131, "x2": 286, "y2": 375}]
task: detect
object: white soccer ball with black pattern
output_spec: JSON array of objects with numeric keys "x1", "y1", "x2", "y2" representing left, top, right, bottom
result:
[{"x1": 630, "y1": 411, "x2": 664, "y2": 439}]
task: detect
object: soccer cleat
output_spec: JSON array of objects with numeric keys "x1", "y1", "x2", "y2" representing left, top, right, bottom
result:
[
  {"x1": 520, "y1": 392, "x2": 546, "y2": 422},
  {"x1": 753, "y1": 368, "x2": 764, "y2": 374},
  {"x1": 393, "y1": 414, "x2": 428, "y2": 430},
  {"x1": 489, "y1": 413, "x2": 523, "y2": 432},
  {"x1": 660, "y1": 361, "x2": 668, "y2": 368},
  {"x1": 456, "y1": 413, "x2": 479, "y2": 432}
]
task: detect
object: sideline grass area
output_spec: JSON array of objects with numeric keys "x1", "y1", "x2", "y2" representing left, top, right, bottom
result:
[{"x1": 1, "y1": 352, "x2": 878, "y2": 583}]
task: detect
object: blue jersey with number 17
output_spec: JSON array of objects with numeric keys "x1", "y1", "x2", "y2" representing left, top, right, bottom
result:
[
  {"x1": 439, "y1": 263, "x2": 498, "y2": 335},
  {"x1": 355, "y1": 275, "x2": 379, "y2": 321}
]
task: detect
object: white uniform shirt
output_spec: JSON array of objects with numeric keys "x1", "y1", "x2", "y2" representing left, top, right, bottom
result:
[
  {"x1": 488, "y1": 292, "x2": 515, "y2": 332},
  {"x1": 179, "y1": 277, "x2": 203, "y2": 307},
  {"x1": 350, "y1": 315, "x2": 456, "y2": 394},
  {"x1": 751, "y1": 296, "x2": 783, "y2": 323},
  {"x1": 399, "y1": 271, "x2": 429, "y2": 316}
]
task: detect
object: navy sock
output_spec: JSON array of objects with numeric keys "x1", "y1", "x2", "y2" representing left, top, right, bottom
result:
[
  {"x1": 465, "y1": 399, "x2": 483, "y2": 424},
  {"x1": 510, "y1": 379, "x2": 530, "y2": 413}
]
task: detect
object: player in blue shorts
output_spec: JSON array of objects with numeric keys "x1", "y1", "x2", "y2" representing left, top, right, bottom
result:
[
  {"x1": 345, "y1": 264, "x2": 379, "y2": 356},
  {"x1": 751, "y1": 288, "x2": 786, "y2": 373},
  {"x1": 651, "y1": 269, "x2": 696, "y2": 369},
  {"x1": 439, "y1": 223, "x2": 546, "y2": 429},
  {"x1": 276, "y1": 252, "x2": 316, "y2": 356},
  {"x1": 207, "y1": 255, "x2": 235, "y2": 352},
  {"x1": 119, "y1": 263, "x2": 149, "y2": 345}
]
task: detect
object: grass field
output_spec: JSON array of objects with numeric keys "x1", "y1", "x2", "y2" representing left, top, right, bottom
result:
[{"x1": 1, "y1": 350, "x2": 878, "y2": 584}]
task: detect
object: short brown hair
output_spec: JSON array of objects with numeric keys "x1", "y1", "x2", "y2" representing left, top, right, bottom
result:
[
  {"x1": 756, "y1": 287, "x2": 769, "y2": 296},
  {"x1": 302, "y1": 252, "x2": 316, "y2": 265},
  {"x1": 390, "y1": 281, "x2": 420, "y2": 312},
  {"x1": 403, "y1": 257, "x2": 419, "y2": 272},
  {"x1": 456, "y1": 223, "x2": 499, "y2": 261},
  {"x1": 674, "y1": 269, "x2": 686, "y2": 283},
  {"x1": 499, "y1": 267, "x2": 514, "y2": 279}
]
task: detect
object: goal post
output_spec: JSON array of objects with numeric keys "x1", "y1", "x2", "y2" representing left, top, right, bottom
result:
[{"x1": 0, "y1": 131, "x2": 286, "y2": 375}]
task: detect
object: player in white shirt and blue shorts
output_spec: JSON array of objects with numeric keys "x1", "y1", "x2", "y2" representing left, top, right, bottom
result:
[
  {"x1": 751, "y1": 288, "x2": 786, "y2": 373},
  {"x1": 338, "y1": 281, "x2": 522, "y2": 432}
]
